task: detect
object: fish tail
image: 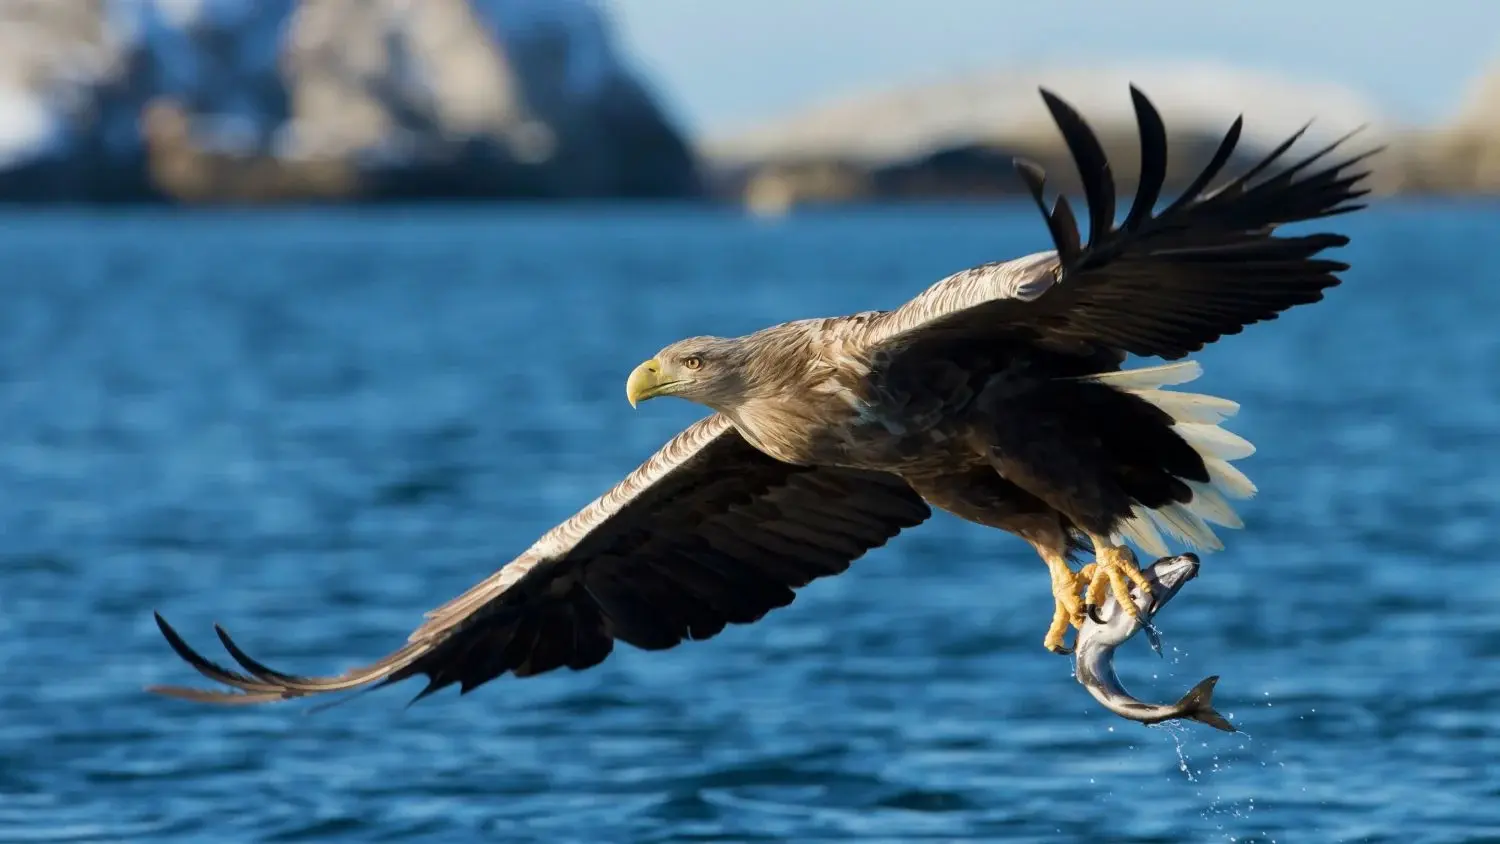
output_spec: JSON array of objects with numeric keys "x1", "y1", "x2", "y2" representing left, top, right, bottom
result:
[{"x1": 1172, "y1": 675, "x2": 1238, "y2": 733}]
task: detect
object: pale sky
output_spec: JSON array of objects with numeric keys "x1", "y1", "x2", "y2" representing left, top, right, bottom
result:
[{"x1": 607, "y1": 0, "x2": 1500, "y2": 136}]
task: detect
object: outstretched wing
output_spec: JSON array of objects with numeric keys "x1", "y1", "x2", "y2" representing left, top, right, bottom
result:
[
  {"x1": 149, "y1": 415, "x2": 930, "y2": 705},
  {"x1": 866, "y1": 85, "x2": 1376, "y2": 363}
]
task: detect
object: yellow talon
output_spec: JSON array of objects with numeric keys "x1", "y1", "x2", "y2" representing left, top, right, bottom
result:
[
  {"x1": 1074, "y1": 563, "x2": 1098, "y2": 595},
  {"x1": 1084, "y1": 565, "x2": 1109, "y2": 616},
  {"x1": 1042, "y1": 553, "x2": 1086, "y2": 654},
  {"x1": 1044, "y1": 600, "x2": 1073, "y2": 654},
  {"x1": 1084, "y1": 542, "x2": 1153, "y2": 622}
]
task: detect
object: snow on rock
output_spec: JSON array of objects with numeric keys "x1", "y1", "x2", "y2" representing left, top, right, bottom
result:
[
  {"x1": 0, "y1": 90, "x2": 64, "y2": 168},
  {"x1": 116, "y1": 0, "x2": 294, "y2": 150},
  {"x1": 0, "y1": 0, "x2": 699, "y2": 201},
  {"x1": 0, "y1": 1, "x2": 122, "y2": 164}
]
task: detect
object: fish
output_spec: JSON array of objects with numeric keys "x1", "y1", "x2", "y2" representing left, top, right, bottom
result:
[{"x1": 1073, "y1": 552, "x2": 1238, "y2": 732}]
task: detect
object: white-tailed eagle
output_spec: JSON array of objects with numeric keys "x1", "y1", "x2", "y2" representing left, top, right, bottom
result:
[{"x1": 149, "y1": 87, "x2": 1372, "y2": 705}]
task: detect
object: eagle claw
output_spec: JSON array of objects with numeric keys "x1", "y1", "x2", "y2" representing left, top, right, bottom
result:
[
  {"x1": 1085, "y1": 603, "x2": 1107, "y2": 625},
  {"x1": 1084, "y1": 543, "x2": 1154, "y2": 625}
]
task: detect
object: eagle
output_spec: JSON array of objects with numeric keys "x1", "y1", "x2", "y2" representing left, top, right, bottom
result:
[{"x1": 149, "y1": 87, "x2": 1373, "y2": 706}]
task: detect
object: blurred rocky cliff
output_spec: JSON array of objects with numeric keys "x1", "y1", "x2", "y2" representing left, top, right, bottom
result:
[
  {"x1": 700, "y1": 64, "x2": 1398, "y2": 213},
  {"x1": 10, "y1": 8, "x2": 1500, "y2": 209},
  {"x1": 702, "y1": 62, "x2": 1500, "y2": 210},
  {"x1": 1369, "y1": 65, "x2": 1500, "y2": 196},
  {"x1": 0, "y1": 0, "x2": 701, "y2": 203}
]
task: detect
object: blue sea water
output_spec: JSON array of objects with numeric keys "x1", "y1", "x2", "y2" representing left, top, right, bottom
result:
[{"x1": 0, "y1": 203, "x2": 1497, "y2": 843}]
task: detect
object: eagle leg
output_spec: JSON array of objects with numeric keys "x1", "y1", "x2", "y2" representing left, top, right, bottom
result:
[
  {"x1": 1074, "y1": 563, "x2": 1099, "y2": 595},
  {"x1": 1085, "y1": 568, "x2": 1111, "y2": 624},
  {"x1": 1041, "y1": 550, "x2": 1088, "y2": 654},
  {"x1": 1082, "y1": 536, "x2": 1154, "y2": 623}
]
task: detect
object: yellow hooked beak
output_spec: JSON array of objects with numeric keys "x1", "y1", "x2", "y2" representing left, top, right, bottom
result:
[{"x1": 626, "y1": 358, "x2": 668, "y2": 408}]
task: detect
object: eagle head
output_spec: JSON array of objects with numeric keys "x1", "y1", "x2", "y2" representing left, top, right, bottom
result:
[{"x1": 627, "y1": 336, "x2": 749, "y2": 411}]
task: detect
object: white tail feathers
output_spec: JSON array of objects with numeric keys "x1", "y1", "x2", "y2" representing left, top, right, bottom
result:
[
  {"x1": 1204, "y1": 457, "x2": 1256, "y2": 500},
  {"x1": 1173, "y1": 422, "x2": 1256, "y2": 461},
  {"x1": 1084, "y1": 360, "x2": 1203, "y2": 390},
  {"x1": 1116, "y1": 505, "x2": 1168, "y2": 557},
  {"x1": 1084, "y1": 360, "x2": 1257, "y2": 558},
  {"x1": 1128, "y1": 389, "x2": 1239, "y2": 425},
  {"x1": 1183, "y1": 481, "x2": 1243, "y2": 529}
]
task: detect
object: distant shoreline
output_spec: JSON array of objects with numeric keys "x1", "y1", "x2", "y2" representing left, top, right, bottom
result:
[
  {"x1": 3, "y1": 194, "x2": 1497, "y2": 215},
  {"x1": 5, "y1": 2, "x2": 1499, "y2": 207}
]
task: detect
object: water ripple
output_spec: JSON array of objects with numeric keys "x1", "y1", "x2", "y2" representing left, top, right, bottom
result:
[{"x1": 0, "y1": 205, "x2": 1496, "y2": 842}]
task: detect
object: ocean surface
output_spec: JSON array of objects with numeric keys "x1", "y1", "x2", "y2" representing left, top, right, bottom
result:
[{"x1": 0, "y1": 203, "x2": 1497, "y2": 843}]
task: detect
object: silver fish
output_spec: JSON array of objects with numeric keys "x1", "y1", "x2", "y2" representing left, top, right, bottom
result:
[{"x1": 1073, "y1": 552, "x2": 1237, "y2": 732}]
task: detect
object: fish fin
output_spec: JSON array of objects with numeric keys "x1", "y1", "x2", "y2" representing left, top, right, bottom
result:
[{"x1": 1173, "y1": 675, "x2": 1238, "y2": 733}]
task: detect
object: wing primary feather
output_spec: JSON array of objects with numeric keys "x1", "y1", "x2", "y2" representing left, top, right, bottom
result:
[
  {"x1": 406, "y1": 678, "x2": 447, "y2": 707},
  {"x1": 1049, "y1": 196, "x2": 1083, "y2": 265},
  {"x1": 451, "y1": 626, "x2": 518, "y2": 693},
  {"x1": 1227, "y1": 126, "x2": 1359, "y2": 199},
  {"x1": 1249, "y1": 148, "x2": 1382, "y2": 219},
  {"x1": 150, "y1": 613, "x2": 282, "y2": 694},
  {"x1": 1014, "y1": 157, "x2": 1077, "y2": 264},
  {"x1": 1330, "y1": 146, "x2": 1385, "y2": 175},
  {"x1": 518, "y1": 602, "x2": 579, "y2": 676},
  {"x1": 1216, "y1": 121, "x2": 1312, "y2": 197},
  {"x1": 214, "y1": 624, "x2": 313, "y2": 685},
  {"x1": 501, "y1": 612, "x2": 547, "y2": 678},
  {"x1": 1159, "y1": 116, "x2": 1245, "y2": 217},
  {"x1": 304, "y1": 682, "x2": 388, "y2": 715},
  {"x1": 1317, "y1": 198, "x2": 1370, "y2": 219},
  {"x1": 1122, "y1": 85, "x2": 1168, "y2": 232},
  {"x1": 1039, "y1": 87, "x2": 1117, "y2": 248},
  {"x1": 565, "y1": 599, "x2": 613, "y2": 671},
  {"x1": 1282, "y1": 126, "x2": 1371, "y2": 178},
  {"x1": 404, "y1": 679, "x2": 446, "y2": 707}
]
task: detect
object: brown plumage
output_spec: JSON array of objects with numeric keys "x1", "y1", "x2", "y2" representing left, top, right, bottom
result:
[
  {"x1": 150, "y1": 86, "x2": 1374, "y2": 705},
  {"x1": 151, "y1": 415, "x2": 929, "y2": 704}
]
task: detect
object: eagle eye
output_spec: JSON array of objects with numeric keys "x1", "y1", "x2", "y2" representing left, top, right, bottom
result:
[{"x1": 682, "y1": 355, "x2": 703, "y2": 371}]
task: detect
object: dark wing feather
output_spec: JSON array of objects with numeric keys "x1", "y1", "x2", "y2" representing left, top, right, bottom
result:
[
  {"x1": 147, "y1": 415, "x2": 930, "y2": 706},
  {"x1": 870, "y1": 85, "x2": 1377, "y2": 362}
]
